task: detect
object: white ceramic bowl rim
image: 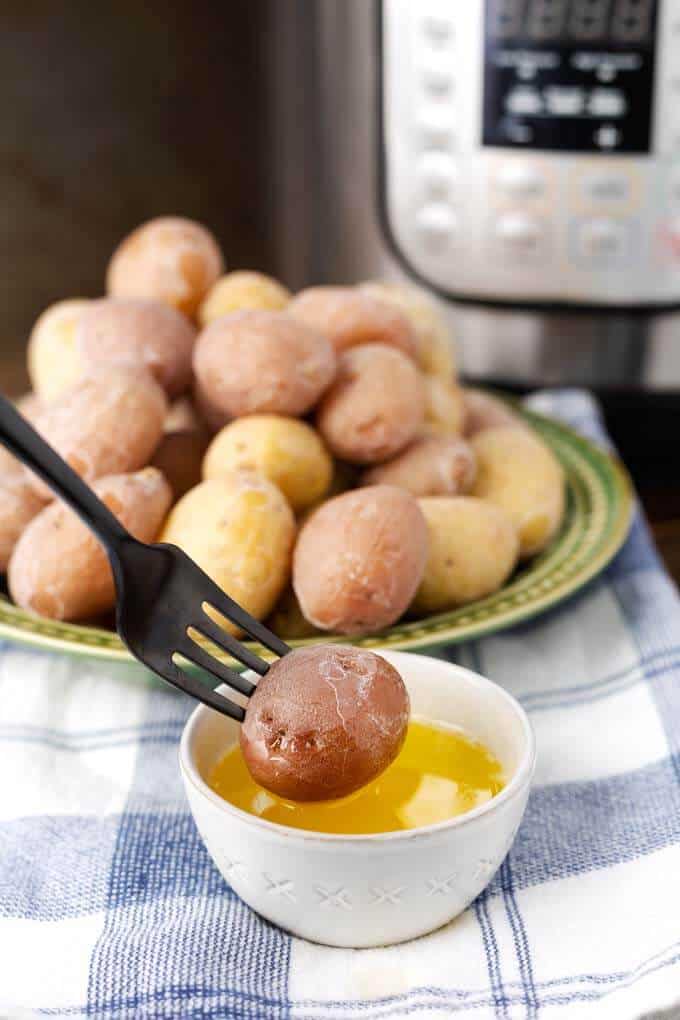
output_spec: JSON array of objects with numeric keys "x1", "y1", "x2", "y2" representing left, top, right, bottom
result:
[{"x1": 179, "y1": 655, "x2": 536, "y2": 846}]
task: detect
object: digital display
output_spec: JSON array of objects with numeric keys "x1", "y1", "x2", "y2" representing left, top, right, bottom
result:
[
  {"x1": 488, "y1": 0, "x2": 655, "y2": 44},
  {"x1": 482, "y1": 0, "x2": 657, "y2": 152}
]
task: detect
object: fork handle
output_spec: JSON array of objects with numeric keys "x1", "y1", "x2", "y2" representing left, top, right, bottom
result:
[{"x1": 0, "y1": 394, "x2": 129, "y2": 555}]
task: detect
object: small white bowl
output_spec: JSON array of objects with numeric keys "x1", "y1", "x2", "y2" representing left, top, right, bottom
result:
[{"x1": 180, "y1": 650, "x2": 535, "y2": 948}]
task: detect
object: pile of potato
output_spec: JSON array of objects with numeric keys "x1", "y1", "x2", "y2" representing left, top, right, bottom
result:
[{"x1": 1, "y1": 215, "x2": 566, "y2": 638}]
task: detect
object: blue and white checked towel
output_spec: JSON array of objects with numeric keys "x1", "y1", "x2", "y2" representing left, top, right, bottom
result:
[{"x1": 1, "y1": 390, "x2": 679, "y2": 1020}]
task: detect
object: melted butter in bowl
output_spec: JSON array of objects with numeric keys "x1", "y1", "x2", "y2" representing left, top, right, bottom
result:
[{"x1": 208, "y1": 718, "x2": 505, "y2": 835}]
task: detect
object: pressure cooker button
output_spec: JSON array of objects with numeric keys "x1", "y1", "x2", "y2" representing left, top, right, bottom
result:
[
  {"x1": 417, "y1": 204, "x2": 457, "y2": 247},
  {"x1": 495, "y1": 213, "x2": 544, "y2": 255},
  {"x1": 422, "y1": 15, "x2": 453, "y2": 44},
  {"x1": 505, "y1": 87, "x2": 543, "y2": 117},
  {"x1": 419, "y1": 152, "x2": 457, "y2": 197},
  {"x1": 497, "y1": 162, "x2": 545, "y2": 199},
  {"x1": 419, "y1": 107, "x2": 455, "y2": 149},
  {"x1": 587, "y1": 88, "x2": 627, "y2": 118},
  {"x1": 421, "y1": 63, "x2": 454, "y2": 97},
  {"x1": 582, "y1": 172, "x2": 632, "y2": 205},
  {"x1": 576, "y1": 218, "x2": 628, "y2": 259}
]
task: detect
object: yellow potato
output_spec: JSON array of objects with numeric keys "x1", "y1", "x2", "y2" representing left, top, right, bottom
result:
[
  {"x1": 359, "y1": 281, "x2": 456, "y2": 381},
  {"x1": 28, "y1": 369, "x2": 167, "y2": 501},
  {"x1": 362, "y1": 435, "x2": 476, "y2": 497},
  {"x1": 267, "y1": 585, "x2": 322, "y2": 640},
  {"x1": 316, "y1": 343, "x2": 425, "y2": 464},
  {"x1": 471, "y1": 426, "x2": 565, "y2": 558},
  {"x1": 9, "y1": 469, "x2": 172, "y2": 620},
  {"x1": 198, "y1": 271, "x2": 291, "y2": 325},
  {"x1": 421, "y1": 377, "x2": 466, "y2": 436},
  {"x1": 106, "y1": 216, "x2": 224, "y2": 318},
  {"x1": 159, "y1": 475, "x2": 295, "y2": 634},
  {"x1": 0, "y1": 476, "x2": 47, "y2": 572},
  {"x1": 412, "y1": 497, "x2": 519, "y2": 614},
  {"x1": 203, "y1": 415, "x2": 332, "y2": 513},
  {"x1": 27, "y1": 299, "x2": 90, "y2": 401},
  {"x1": 293, "y1": 485, "x2": 429, "y2": 634}
]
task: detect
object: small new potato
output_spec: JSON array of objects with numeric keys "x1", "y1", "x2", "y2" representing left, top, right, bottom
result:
[
  {"x1": 203, "y1": 415, "x2": 332, "y2": 513},
  {"x1": 9, "y1": 469, "x2": 172, "y2": 621},
  {"x1": 359, "y1": 281, "x2": 456, "y2": 381},
  {"x1": 106, "y1": 216, "x2": 224, "y2": 317},
  {"x1": 28, "y1": 369, "x2": 167, "y2": 501},
  {"x1": 422, "y1": 377, "x2": 466, "y2": 436},
  {"x1": 159, "y1": 474, "x2": 295, "y2": 634},
  {"x1": 316, "y1": 343, "x2": 425, "y2": 464},
  {"x1": 362, "y1": 435, "x2": 476, "y2": 497},
  {"x1": 412, "y1": 497, "x2": 520, "y2": 613},
  {"x1": 463, "y1": 388, "x2": 527, "y2": 437},
  {"x1": 293, "y1": 485, "x2": 429, "y2": 634},
  {"x1": 76, "y1": 298, "x2": 196, "y2": 398},
  {"x1": 27, "y1": 299, "x2": 90, "y2": 401},
  {"x1": 471, "y1": 427, "x2": 565, "y2": 558},
  {"x1": 241, "y1": 645, "x2": 410, "y2": 801},
  {"x1": 288, "y1": 286, "x2": 419, "y2": 361},
  {"x1": 0, "y1": 476, "x2": 47, "y2": 572},
  {"x1": 193, "y1": 310, "x2": 336, "y2": 425},
  {"x1": 198, "y1": 271, "x2": 291, "y2": 325}
]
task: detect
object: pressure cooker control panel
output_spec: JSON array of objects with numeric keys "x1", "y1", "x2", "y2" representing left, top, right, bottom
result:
[{"x1": 380, "y1": 0, "x2": 680, "y2": 306}]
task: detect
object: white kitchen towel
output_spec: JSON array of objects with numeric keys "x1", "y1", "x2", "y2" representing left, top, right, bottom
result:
[{"x1": 1, "y1": 389, "x2": 679, "y2": 1020}]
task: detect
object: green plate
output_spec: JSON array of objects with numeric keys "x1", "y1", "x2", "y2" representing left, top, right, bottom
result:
[{"x1": 0, "y1": 406, "x2": 633, "y2": 666}]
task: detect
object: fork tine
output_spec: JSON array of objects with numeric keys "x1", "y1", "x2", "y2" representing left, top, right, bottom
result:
[
  {"x1": 164, "y1": 661, "x2": 245, "y2": 722},
  {"x1": 178, "y1": 640, "x2": 257, "y2": 697},
  {"x1": 200, "y1": 584, "x2": 291, "y2": 657},
  {"x1": 191, "y1": 617, "x2": 271, "y2": 676}
]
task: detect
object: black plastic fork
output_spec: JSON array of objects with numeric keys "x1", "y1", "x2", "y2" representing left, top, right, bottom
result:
[{"x1": 0, "y1": 395, "x2": 291, "y2": 721}]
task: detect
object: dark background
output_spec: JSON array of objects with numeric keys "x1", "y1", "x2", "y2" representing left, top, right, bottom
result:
[{"x1": 1, "y1": 0, "x2": 274, "y2": 394}]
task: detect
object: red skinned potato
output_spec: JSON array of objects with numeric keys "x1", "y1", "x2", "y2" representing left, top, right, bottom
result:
[
  {"x1": 9, "y1": 469, "x2": 172, "y2": 621},
  {"x1": 316, "y1": 343, "x2": 425, "y2": 464},
  {"x1": 0, "y1": 476, "x2": 47, "y2": 572},
  {"x1": 106, "y1": 216, "x2": 224, "y2": 317},
  {"x1": 193, "y1": 310, "x2": 336, "y2": 424},
  {"x1": 76, "y1": 298, "x2": 196, "y2": 398},
  {"x1": 288, "y1": 286, "x2": 419, "y2": 361},
  {"x1": 27, "y1": 369, "x2": 167, "y2": 501},
  {"x1": 293, "y1": 485, "x2": 429, "y2": 634},
  {"x1": 362, "y1": 435, "x2": 476, "y2": 497},
  {"x1": 463, "y1": 388, "x2": 527, "y2": 437},
  {"x1": 240, "y1": 645, "x2": 410, "y2": 800}
]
